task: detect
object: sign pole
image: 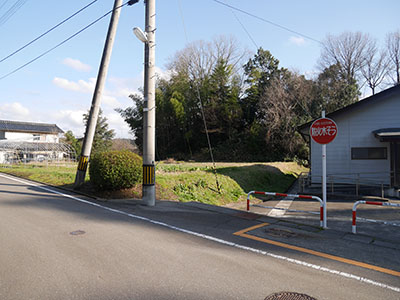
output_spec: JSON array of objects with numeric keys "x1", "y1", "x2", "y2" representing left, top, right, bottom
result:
[
  {"x1": 321, "y1": 110, "x2": 327, "y2": 228},
  {"x1": 310, "y1": 111, "x2": 337, "y2": 229}
]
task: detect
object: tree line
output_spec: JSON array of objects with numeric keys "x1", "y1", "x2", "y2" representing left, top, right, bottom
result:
[
  {"x1": 118, "y1": 31, "x2": 400, "y2": 162},
  {"x1": 113, "y1": 30, "x2": 399, "y2": 162}
]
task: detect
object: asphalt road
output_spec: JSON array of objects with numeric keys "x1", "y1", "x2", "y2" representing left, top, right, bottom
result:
[{"x1": 0, "y1": 174, "x2": 399, "y2": 300}]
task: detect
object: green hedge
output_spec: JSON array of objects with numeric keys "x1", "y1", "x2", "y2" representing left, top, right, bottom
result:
[{"x1": 89, "y1": 150, "x2": 142, "y2": 190}]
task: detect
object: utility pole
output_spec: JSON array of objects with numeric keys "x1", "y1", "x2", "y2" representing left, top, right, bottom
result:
[
  {"x1": 141, "y1": 0, "x2": 156, "y2": 206},
  {"x1": 74, "y1": 0, "x2": 123, "y2": 187}
]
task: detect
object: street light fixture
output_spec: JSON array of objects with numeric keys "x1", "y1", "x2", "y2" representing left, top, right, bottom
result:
[{"x1": 133, "y1": 27, "x2": 148, "y2": 43}]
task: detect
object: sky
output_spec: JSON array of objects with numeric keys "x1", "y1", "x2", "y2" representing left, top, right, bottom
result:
[{"x1": 0, "y1": 0, "x2": 399, "y2": 139}]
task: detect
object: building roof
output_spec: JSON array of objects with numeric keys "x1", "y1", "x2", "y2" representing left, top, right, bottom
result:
[
  {"x1": 298, "y1": 84, "x2": 400, "y2": 135},
  {"x1": 373, "y1": 128, "x2": 400, "y2": 142},
  {"x1": 0, "y1": 120, "x2": 64, "y2": 134}
]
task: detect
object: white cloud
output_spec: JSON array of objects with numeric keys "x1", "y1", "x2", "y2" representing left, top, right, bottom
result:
[
  {"x1": 108, "y1": 76, "x2": 143, "y2": 98},
  {"x1": 52, "y1": 77, "x2": 95, "y2": 93},
  {"x1": 51, "y1": 67, "x2": 164, "y2": 114},
  {"x1": 53, "y1": 109, "x2": 86, "y2": 137},
  {"x1": 62, "y1": 58, "x2": 92, "y2": 72},
  {"x1": 56, "y1": 110, "x2": 85, "y2": 126},
  {"x1": 51, "y1": 109, "x2": 131, "y2": 138},
  {"x1": 102, "y1": 95, "x2": 121, "y2": 107},
  {"x1": 106, "y1": 67, "x2": 169, "y2": 99},
  {"x1": 0, "y1": 102, "x2": 30, "y2": 120},
  {"x1": 53, "y1": 77, "x2": 81, "y2": 92},
  {"x1": 304, "y1": 70, "x2": 318, "y2": 80},
  {"x1": 289, "y1": 36, "x2": 306, "y2": 46},
  {"x1": 105, "y1": 111, "x2": 132, "y2": 138},
  {"x1": 155, "y1": 66, "x2": 171, "y2": 81},
  {"x1": 52, "y1": 77, "x2": 121, "y2": 107}
]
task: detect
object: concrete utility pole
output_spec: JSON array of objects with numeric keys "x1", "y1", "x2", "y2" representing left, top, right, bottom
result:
[
  {"x1": 141, "y1": 0, "x2": 156, "y2": 206},
  {"x1": 74, "y1": 0, "x2": 123, "y2": 187}
]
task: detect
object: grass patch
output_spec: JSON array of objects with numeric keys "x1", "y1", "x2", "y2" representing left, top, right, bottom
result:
[
  {"x1": 1, "y1": 161, "x2": 307, "y2": 206},
  {"x1": 216, "y1": 164, "x2": 296, "y2": 193},
  {"x1": 157, "y1": 171, "x2": 243, "y2": 205},
  {"x1": 0, "y1": 163, "x2": 85, "y2": 186},
  {"x1": 156, "y1": 162, "x2": 307, "y2": 205}
]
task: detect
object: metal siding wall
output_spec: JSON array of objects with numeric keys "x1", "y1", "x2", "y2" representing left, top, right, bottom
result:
[{"x1": 311, "y1": 95, "x2": 399, "y2": 184}]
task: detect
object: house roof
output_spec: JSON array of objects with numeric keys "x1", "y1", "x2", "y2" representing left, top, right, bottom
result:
[
  {"x1": 0, "y1": 120, "x2": 64, "y2": 134},
  {"x1": 298, "y1": 84, "x2": 400, "y2": 135},
  {"x1": 373, "y1": 128, "x2": 400, "y2": 142}
]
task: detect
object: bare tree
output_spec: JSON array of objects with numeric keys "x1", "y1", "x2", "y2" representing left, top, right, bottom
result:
[
  {"x1": 111, "y1": 139, "x2": 137, "y2": 152},
  {"x1": 258, "y1": 71, "x2": 314, "y2": 157},
  {"x1": 386, "y1": 30, "x2": 400, "y2": 84},
  {"x1": 319, "y1": 32, "x2": 374, "y2": 85},
  {"x1": 361, "y1": 41, "x2": 390, "y2": 94},
  {"x1": 167, "y1": 36, "x2": 249, "y2": 82}
]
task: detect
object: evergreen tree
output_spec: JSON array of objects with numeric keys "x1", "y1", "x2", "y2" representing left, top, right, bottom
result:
[
  {"x1": 313, "y1": 63, "x2": 359, "y2": 116},
  {"x1": 242, "y1": 48, "x2": 283, "y2": 126},
  {"x1": 83, "y1": 109, "x2": 115, "y2": 156},
  {"x1": 61, "y1": 130, "x2": 81, "y2": 160}
]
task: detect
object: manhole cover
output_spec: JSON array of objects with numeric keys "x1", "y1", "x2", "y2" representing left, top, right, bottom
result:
[
  {"x1": 234, "y1": 212, "x2": 260, "y2": 220},
  {"x1": 70, "y1": 230, "x2": 86, "y2": 236},
  {"x1": 265, "y1": 291, "x2": 317, "y2": 300},
  {"x1": 264, "y1": 228, "x2": 299, "y2": 238}
]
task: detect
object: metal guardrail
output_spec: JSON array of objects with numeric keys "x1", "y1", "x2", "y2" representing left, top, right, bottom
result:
[
  {"x1": 247, "y1": 191, "x2": 326, "y2": 228},
  {"x1": 352, "y1": 200, "x2": 400, "y2": 234}
]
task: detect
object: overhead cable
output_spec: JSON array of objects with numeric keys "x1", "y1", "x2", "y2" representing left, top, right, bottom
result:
[
  {"x1": 0, "y1": 0, "x2": 12, "y2": 12},
  {"x1": 0, "y1": 0, "x2": 28, "y2": 27},
  {"x1": 0, "y1": 1, "x2": 131, "y2": 81},
  {"x1": 0, "y1": 0, "x2": 98, "y2": 63},
  {"x1": 177, "y1": 0, "x2": 189, "y2": 43},
  {"x1": 212, "y1": 0, "x2": 322, "y2": 44},
  {"x1": 228, "y1": 6, "x2": 258, "y2": 49}
]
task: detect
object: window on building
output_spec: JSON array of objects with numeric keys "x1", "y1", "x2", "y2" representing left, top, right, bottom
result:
[
  {"x1": 351, "y1": 147, "x2": 387, "y2": 160},
  {"x1": 33, "y1": 134, "x2": 40, "y2": 141}
]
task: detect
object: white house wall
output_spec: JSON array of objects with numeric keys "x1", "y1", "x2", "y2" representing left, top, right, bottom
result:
[
  {"x1": 311, "y1": 94, "x2": 399, "y2": 185},
  {"x1": 4, "y1": 132, "x2": 34, "y2": 141},
  {"x1": 2, "y1": 132, "x2": 59, "y2": 143},
  {"x1": 45, "y1": 134, "x2": 59, "y2": 143}
]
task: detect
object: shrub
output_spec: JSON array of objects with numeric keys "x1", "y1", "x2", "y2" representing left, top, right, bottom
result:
[{"x1": 89, "y1": 150, "x2": 142, "y2": 190}]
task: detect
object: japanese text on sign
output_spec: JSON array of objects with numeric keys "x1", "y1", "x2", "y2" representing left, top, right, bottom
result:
[{"x1": 311, "y1": 126, "x2": 337, "y2": 137}]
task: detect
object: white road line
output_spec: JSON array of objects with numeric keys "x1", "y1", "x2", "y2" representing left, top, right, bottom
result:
[
  {"x1": 1, "y1": 173, "x2": 399, "y2": 294},
  {"x1": 267, "y1": 197, "x2": 294, "y2": 217},
  {"x1": 357, "y1": 217, "x2": 400, "y2": 227}
]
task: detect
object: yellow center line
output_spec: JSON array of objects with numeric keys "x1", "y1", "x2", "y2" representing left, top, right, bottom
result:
[{"x1": 234, "y1": 223, "x2": 400, "y2": 277}]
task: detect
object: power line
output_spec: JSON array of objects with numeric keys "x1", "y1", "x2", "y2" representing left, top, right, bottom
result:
[
  {"x1": 0, "y1": 1, "x2": 131, "y2": 81},
  {"x1": 0, "y1": 0, "x2": 12, "y2": 12},
  {"x1": 212, "y1": 0, "x2": 322, "y2": 45},
  {"x1": 177, "y1": 0, "x2": 188, "y2": 43},
  {"x1": 228, "y1": 5, "x2": 258, "y2": 49},
  {"x1": 0, "y1": 0, "x2": 28, "y2": 27},
  {"x1": 0, "y1": 0, "x2": 98, "y2": 63}
]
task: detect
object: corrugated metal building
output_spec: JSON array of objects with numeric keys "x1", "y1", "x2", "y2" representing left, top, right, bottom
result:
[{"x1": 299, "y1": 85, "x2": 400, "y2": 190}]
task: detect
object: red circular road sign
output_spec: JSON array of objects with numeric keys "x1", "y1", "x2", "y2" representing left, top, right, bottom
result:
[{"x1": 310, "y1": 118, "x2": 337, "y2": 144}]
